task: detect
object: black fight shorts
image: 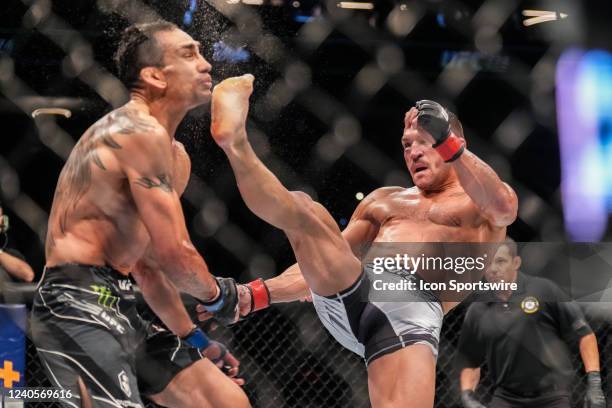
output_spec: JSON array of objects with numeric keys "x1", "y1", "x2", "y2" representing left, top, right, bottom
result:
[{"x1": 31, "y1": 264, "x2": 203, "y2": 408}]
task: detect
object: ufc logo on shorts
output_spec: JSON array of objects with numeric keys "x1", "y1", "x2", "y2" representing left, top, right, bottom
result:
[{"x1": 118, "y1": 370, "x2": 132, "y2": 398}]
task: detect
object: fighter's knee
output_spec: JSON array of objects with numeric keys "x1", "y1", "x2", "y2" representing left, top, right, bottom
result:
[
  {"x1": 291, "y1": 190, "x2": 325, "y2": 220},
  {"x1": 369, "y1": 381, "x2": 418, "y2": 408}
]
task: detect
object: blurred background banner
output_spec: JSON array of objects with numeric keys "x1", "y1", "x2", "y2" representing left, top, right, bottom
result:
[
  {"x1": 557, "y1": 48, "x2": 612, "y2": 242},
  {"x1": 0, "y1": 305, "x2": 27, "y2": 389}
]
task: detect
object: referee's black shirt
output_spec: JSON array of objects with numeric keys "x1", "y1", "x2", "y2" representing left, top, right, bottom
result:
[{"x1": 456, "y1": 272, "x2": 592, "y2": 395}]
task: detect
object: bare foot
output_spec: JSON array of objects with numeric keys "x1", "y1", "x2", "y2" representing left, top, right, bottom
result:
[{"x1": 211, "y1": 74, "x2": 254, "y2": 148}]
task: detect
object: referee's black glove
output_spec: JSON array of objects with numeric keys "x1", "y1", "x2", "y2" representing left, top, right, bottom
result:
[
  {"x1": 461, "y1": 390, "x2": 486, "y2": 408},
  {"x1": 584, "y1": 371, "x2": 606, "y2": 408}
]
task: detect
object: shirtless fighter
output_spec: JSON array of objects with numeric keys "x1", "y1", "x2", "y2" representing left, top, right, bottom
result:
[
  {"x1": 205, "y1": 75, "x2": 517, "y2": 408},
  {"x1": 30, "y1": 21, "x2": 249, "y2": 408}
]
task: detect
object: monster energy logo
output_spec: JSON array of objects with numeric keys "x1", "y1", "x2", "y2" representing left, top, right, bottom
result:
[{"x1": 90, "y1": 285, "x2": 118, "y2": 308}]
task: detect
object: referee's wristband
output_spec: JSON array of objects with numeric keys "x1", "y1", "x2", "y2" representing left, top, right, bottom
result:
[{"x1": 182, "y1": 327, "x2": 210, "y2": 349}]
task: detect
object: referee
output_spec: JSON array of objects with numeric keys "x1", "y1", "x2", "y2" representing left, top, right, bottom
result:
[{"x1": 457, "y1": 238, "x2": 606, "y2": 408}]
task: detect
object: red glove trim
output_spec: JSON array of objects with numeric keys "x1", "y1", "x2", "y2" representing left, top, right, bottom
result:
[
  {"x1": 434, "y1": 133, "x2": 465, "y2": 162},
  {"x1": 247, "y1": 279, "x2": 270, "y2": 312}
]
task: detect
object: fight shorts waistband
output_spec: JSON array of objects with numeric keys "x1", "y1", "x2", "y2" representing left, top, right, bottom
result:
[{"x1": 41, "y1": 263, "x2": 132, "y2": 287}]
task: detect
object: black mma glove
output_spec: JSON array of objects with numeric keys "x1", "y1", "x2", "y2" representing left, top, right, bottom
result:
[
  {"x1": 200, "y1": 277, "x2": 240, "y2": 326},
  {"x1": 182, "y1": 326, "x2": 241, "y2": 381},
  {"x1": 584, "y1": 371, "x2": 606, "y2": 408},
  {"x1": 415, "y1": 99, "x2": 465, "y2": 162}
]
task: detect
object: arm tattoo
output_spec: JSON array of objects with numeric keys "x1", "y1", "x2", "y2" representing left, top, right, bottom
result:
[
  {"x1": 90, "y1": 109, "x2": 158, "y2": 169},
  {"x1": 135, "y1": 174, "x2": 173, "y2": 193},
  {"x1": 52, "y1": 107, "x2": 168, "y2": 231}
]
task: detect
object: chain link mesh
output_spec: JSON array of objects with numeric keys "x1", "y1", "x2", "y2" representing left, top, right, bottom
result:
[
  {"x1": 2, "y1": 0, "x2": 609, "y2": 407},
  {"x1": 22, "y1": 302, "x2": 611, "y2": 407}
]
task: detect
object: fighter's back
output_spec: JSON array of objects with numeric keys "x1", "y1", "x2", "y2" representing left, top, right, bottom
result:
[{"x1": 46, "y1": 105, "x2": 162, "y2": 274}]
